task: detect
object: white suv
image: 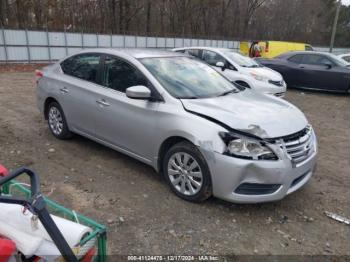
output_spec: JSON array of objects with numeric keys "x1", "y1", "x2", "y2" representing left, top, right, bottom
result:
[{"x1": 173, "y1": 47, "x2": 287, "y2": 97}]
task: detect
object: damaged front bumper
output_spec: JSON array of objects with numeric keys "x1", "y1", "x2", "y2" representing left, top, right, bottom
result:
[{"x1": 200, "y1": 129, "x2": 317, "y2": 204}]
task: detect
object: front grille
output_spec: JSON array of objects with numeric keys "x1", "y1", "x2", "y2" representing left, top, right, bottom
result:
[
  {"x1": 234, "y1": 183, "x2": 281, "y2": 195},
  {"x1": 269, "y1": 80, "x2": 284, "y2": 87},
  {"x1": 283, "y1": 127, "x2": 314, "y2": 165}
]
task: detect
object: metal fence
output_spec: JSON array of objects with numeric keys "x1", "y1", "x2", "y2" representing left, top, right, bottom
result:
[
  {"x1": 0, "y1": 28, "x2": 239, "y2": 63},
  {"x1": 1, "y1": 28, "x2": 349, "y2": 63},
  {"x1": 313, "y1": 46, "x2": 350, "y2": 55}
]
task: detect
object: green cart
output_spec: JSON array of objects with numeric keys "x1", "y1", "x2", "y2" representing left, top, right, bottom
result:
[{"x1": 0, "y1": 166, "x2": 107, "y2": 262}]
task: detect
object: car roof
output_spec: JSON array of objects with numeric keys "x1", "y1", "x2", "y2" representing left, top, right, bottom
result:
[
  {"x1": 339, "y1": 53, "x2": 350, "y2": 57},
  {"x1": 276, "y1": 51, "x2": 337, "y2": 59},
  {"x1": 283, "y1": 51, "x2": 332, "y2": 56},
  {"x1": 173, "y1": 46, "x2": 235, "y2": 53},
  {"x1": 70, "y1": 48, "x2": 187, "y2": 59}
]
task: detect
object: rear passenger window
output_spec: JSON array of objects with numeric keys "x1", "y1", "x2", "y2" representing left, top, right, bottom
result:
[
  {"x1": 288, "y1": 55, "x2": 303, "y2": 64},
  {"x1": 102, "y1": 56, "x2": 148, "y2": 93},
  {"x1": 185, "y1": 49, "x2": 200, "y2": 58},
  {"x1": 61, "y1": 54, "x2": 101, "y2": 83},
  {"x1": 344, "y1": 56, "x2": 350, "y2": 62},
  {"x1": 302, "y1": 54, "x2": 334, "y2": 65},
  {"x1": 202, "y1": 50, "x2": 226, "y2": 66}
]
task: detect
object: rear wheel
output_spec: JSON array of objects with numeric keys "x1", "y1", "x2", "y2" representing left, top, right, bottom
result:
[
  {"x1": 163, "y1": 141, "x2": 212, "y2": 202},
  {"x1": 46, "y1": 102, "x2": 72, "y2": 139}
]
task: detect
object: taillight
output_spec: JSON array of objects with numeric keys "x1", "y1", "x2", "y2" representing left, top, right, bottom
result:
[{"x1": 35, "y1": 70, "x2": 43, "y2": 84}]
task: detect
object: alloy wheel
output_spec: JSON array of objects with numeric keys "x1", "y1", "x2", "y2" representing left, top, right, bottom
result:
[
  {"x1": 48, "y1": 106, "x2": 63, "y2": 136},
  {"x1": 167, "y1": 152, "x2": 203, "y2": 196}
]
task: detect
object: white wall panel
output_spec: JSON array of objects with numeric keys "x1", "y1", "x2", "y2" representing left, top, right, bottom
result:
[
  {"x1": 66, "y1": 33, "x2": 82, "y2": 46},
  {"x1": 98, "y1": 35, "x2": 111, "y2": 47},
  {"x1": 5, "y1": 30, "x2": 26, "y2": 45},
  {"x1": 29, "y1": 47, "x2": 49, "y2": 60},
  {"x1": 51, "y1": 47, "x2": 67, "y2": 60},
  {"x1": 112, "y1": 35, "x2": 124, "y2": 47},
  {"x1": 67, "y1": 47, "x2": 83, "y2": 56},
  {"x1": 125, "y1": 36, "x2": 136, "y2": 47},
  {"x1": 0, "y1": 47, "x2": 5, "y2": 60},
  {"x1": 137, "y1": 36, "x2": 147, "y2": 48},
  {"x1": 49, "y1": 32, "x2": 65, "y2": 46},
  {"x1": 147, "y1": 37, "x2": 157, "y2": 48},
  {"x1": 83, "y1": 34, "x2": 97, "y2": 47},
  {"x1": 157, "y1": 37, "x2": 166, "y2": 48},
  {"x1": 28, "y1": 31, "x2": 47, "y2": 45},
  {"x1": 7, "y1": 47, "x2": 28, "y2": 60}
]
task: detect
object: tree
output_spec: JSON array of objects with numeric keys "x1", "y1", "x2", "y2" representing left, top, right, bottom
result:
[{"x1": 0, "y1": 0, "x2": 348, "y2": 46}]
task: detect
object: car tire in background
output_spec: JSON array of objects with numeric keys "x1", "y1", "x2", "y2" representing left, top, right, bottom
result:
[
  {"x1": 46, "y1": 101, "x2": 73, "y2": 140},
  {"x1": 163, "y1": 141, "x2": 212, "y2": 202}
]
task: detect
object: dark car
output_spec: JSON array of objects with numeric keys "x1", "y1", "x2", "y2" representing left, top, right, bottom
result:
[{"x1": 257, "y1": 51, "x2": 350, "y2": 93}]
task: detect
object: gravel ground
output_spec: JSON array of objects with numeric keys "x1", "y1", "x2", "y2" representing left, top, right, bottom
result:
[{"x1": 0, "y1": 71, "x2": 349, "y2": 256}]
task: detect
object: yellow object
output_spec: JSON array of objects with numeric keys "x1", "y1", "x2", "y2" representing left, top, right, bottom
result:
[{"x1": 240, "y1": 41, "x2": 313, "y2": 58}]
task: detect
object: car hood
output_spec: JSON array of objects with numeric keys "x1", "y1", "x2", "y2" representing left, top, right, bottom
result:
[
  {"x1": 240, "y1": 66, "x2": 283, "y2": 81},
  {"x1": 181, "y1": 91, "x2": 308, "y2": 139}
]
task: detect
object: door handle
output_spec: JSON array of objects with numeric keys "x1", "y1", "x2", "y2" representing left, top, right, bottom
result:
[
  {"x1": 96, "y1": 99, "x2": 110, "y2": 107},
  {"x1": 299, "y1": 66, "x2": 305, "y2": 69},
  {"x1": 60, "y1": 87, "x2": 69, "y2": 94}
]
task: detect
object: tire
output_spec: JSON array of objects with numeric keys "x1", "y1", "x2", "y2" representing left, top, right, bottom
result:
[
  {"x1": 46, "y1": 101, "x2": 72, "y2": 139},
  {"x1": 163, "y1": 141, "x2": 212, "y2": 202}
]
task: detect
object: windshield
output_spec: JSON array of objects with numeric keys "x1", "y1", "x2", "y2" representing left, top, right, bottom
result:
[
  {"x1": 140, "y1": 57, "x2": 238, "y2": 99},
  {"x1": 222, "y1": 51, "x2": 261, "y2": 68}
]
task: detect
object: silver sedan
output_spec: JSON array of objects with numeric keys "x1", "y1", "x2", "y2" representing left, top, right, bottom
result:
[{"x1": 37, "y1": 49, "x2": 317, "y2": 203}]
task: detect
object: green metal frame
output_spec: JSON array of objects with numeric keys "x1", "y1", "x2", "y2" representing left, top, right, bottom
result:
[{"x1": 2, "y1": 180, "x2": 107, "y2": 262}]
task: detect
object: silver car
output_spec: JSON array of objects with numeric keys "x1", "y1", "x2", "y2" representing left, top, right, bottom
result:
[{"x1": 37, "y1": 49, "x2": 317, "y2": 203}]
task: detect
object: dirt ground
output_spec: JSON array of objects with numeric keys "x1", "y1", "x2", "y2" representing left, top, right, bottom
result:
[{"x1": 0, "y1": 71, "x2": 349, "y2": 256}]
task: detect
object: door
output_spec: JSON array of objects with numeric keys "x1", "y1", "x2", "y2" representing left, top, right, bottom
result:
[
  {"x1": 59, "y1": 53, "x2": 102, "y2": 135},
  {"x1": 281, "y1": 54, "x2": 306, "y2": 87},
  {"x1": 299, "y1": 54, "x2": 343, "y2": 91},
  {"x1": 201, "y1": 50, "x2": 238, "y2": 81},
  {"x1": 94, "y1": 55, "x2": 160, "y2": 161}
]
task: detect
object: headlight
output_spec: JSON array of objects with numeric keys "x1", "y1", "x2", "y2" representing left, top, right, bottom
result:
[
  {"x1": 250, "y1": 73, "x2": 269, "y2": 82},
  {"x1": 220, "y1": 132, "x2": 278, "y2": 160}
]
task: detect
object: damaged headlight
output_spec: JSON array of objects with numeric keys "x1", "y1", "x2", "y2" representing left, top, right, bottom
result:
[{"x1": 219, "y1": 132, "x2": 278, "y2": 160}]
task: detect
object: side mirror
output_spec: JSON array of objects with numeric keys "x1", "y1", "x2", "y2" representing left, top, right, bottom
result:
[
  {"x1": 216, "y1": 61, "x2": 226, "y2": 71},
  {"x1": 126, "y1": 85, "x2": 151, "y2": 100},
  {"x1": 324, "y1": 63, "x2": 332, "y2": 69}
]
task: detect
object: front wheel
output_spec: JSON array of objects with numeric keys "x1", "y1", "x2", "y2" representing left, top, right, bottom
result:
[{"x1": 163, "y1": 142, "x2": 212, "y2": 202}]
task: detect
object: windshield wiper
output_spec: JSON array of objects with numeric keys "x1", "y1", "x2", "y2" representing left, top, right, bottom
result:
[
  {"x1": 178, "y1": 96, "x2": 200, "y2": 99},
  {"x1": 219, "y1": 89, "x2": 239, "y2": 97}
]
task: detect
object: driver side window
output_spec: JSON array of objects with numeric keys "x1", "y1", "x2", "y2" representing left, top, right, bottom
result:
[
  {"x1": 202, "y1": 50, "x2": 226, "y2": 66},
  {"x1": 102, "y1": 56, "x2": 148, "y2": 93}
]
